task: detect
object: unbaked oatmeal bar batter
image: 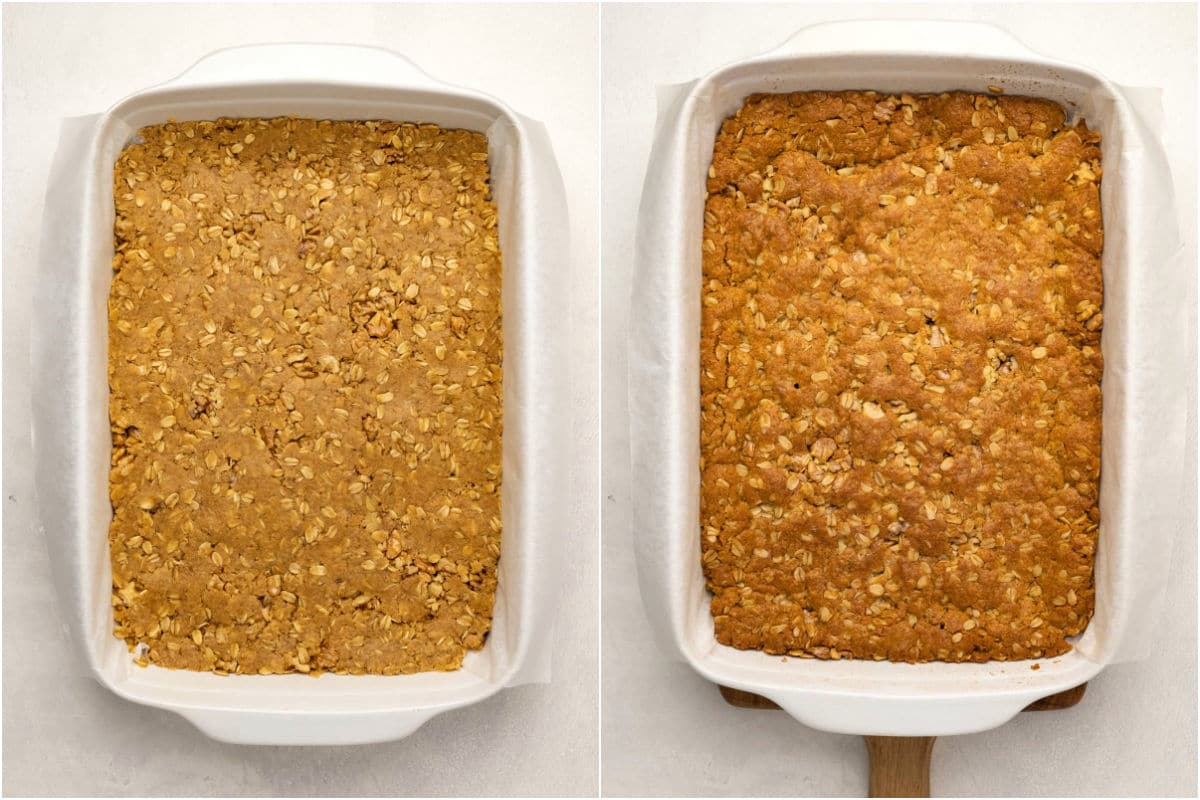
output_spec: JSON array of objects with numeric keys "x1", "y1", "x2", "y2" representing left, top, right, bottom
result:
[{"x1": 109, "y1": 118, "x2": 502, "y2": 675}]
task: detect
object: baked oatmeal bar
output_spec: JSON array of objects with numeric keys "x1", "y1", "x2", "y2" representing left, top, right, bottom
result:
[
  {"x1": 109, "y1": 118, "x2": 502, "y2": 674},
  {"x1": 701, "y1": 92, "x2": 1102, "y2": 662}
]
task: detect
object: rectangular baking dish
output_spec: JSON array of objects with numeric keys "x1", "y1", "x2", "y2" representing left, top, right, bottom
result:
[
  {"x1": 631, "y1": 20, "x2": 1180, "y2": 736},
  {"x1": 33, "y1": 44, "x2": 568, "y2": 745}
]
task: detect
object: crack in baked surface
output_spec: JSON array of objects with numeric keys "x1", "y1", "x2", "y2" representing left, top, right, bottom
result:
[
  {"x1": 109, "y1": 117, "x2": 502, "y2": 675},
  {"x1": 700, "y1": 91, "x2": 1102, "y2": 662}
]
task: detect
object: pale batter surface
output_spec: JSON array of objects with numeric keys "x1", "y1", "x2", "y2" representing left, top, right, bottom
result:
[{"x1": 109, "y1": 117, "x2": 502, "y2": 675}]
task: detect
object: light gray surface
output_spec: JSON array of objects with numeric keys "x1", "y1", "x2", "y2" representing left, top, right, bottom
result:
[
  {"x1": 601, "y1": 4, "x2": 1197, "y2": 797},
  {"x1": 2, "y1": 3, "x2": 599, "y2": 796}
]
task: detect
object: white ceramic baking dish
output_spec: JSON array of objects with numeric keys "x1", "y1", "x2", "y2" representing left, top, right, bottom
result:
[
  {"x1": 34, "y1": 44, "x2": 568, "y2": 745},
  {"x1": 631, "y1": 20, "x2": 1181, "y2": 736}
]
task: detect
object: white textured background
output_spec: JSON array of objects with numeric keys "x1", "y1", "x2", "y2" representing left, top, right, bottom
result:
[
  {"x1": 601, "y1": 3, "x2": 1197, "y2": 797},
  {"x1": 2, "y1": 3, "x2": 598, "y2": 796}
]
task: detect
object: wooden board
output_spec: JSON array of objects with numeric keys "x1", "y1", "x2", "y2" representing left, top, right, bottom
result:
[{"x1": 718, "y1": 682, "x2": 1087, "y2": 797}]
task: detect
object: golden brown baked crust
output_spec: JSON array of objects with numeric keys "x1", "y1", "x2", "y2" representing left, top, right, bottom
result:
[
  {"x1": 700, "y1": 92, "x2": 1102, "y2": 662},
  {"x1": 109, "y1": 118, "x2": 502, "y2": 675}
]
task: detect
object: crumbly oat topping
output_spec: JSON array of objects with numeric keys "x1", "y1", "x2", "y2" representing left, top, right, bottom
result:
[
  {"x1": 109, "y1": 117, "x2": 502, "y2": 675},
  {"x1": 701, "y1": 92, "x2": 1102, "y2": 662}
]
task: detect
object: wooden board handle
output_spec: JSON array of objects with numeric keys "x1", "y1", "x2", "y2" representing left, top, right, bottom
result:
[{"x1": 864, "y1": 736, "x2": 936, "y2": 798}]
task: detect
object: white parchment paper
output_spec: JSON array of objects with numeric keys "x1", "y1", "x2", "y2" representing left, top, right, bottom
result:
[{"x1": 631, "y1": 47, "x2": 1186, "y2": 674}]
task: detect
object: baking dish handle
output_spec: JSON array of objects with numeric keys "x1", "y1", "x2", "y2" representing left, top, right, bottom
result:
[
  {"x1": 160, "y1": 43, "x2": 455, "y2": 92},
  {"x1": 763, "y1": 19, "x2": 1045, "y2": 61},
  {"x1": 175, "y1": 707, "x2": 441, "y2": 746},
  {"x1": 760, "y1": 689, "x2": 1052, "y2": 737}
]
